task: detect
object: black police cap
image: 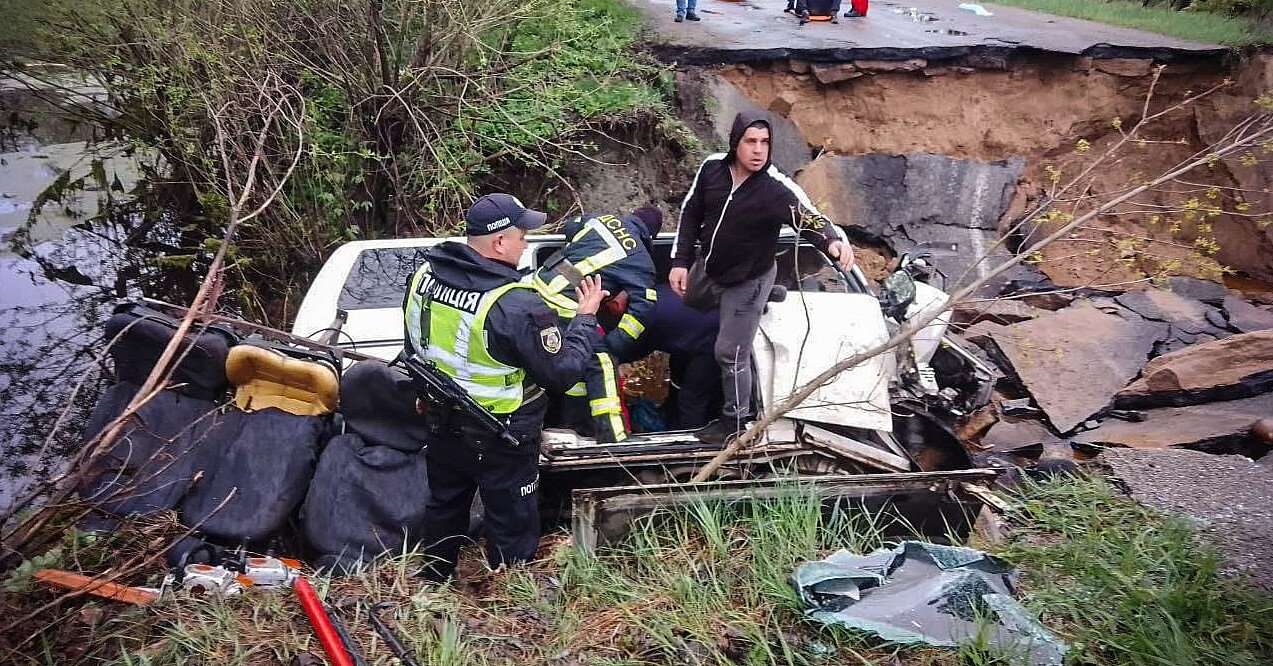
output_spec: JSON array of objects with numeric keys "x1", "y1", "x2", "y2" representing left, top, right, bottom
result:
[{"x1": 465, "y1": 193, "x2": 547, "y2": 236}]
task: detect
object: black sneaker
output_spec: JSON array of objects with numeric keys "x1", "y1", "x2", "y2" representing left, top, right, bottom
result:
[
  {"x1": 686, "y1": 11, "x2": 701, "y2": 20},
  {"x1": 831, "y1": 16, "x2": 839, "y2": 23},
  {"x1": 695, "y1": 417, "x2": 750, "y2": 446},
  {"x1": 798, "y1": 10, "x2": 810, "y2": 25},
  {"x1": 844, "y1": 9, "x2": 863, "y2": 17},
  {"x1": 674, "y1": 11, "x2": 684, "y2": 22}
]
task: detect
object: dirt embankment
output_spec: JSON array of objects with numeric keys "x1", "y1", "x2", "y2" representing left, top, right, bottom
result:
[{"x1": 675, "y1": 52, "x2": 1273, "y2": 290}]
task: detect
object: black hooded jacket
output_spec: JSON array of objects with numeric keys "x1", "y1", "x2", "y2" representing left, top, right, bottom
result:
[
  {"x1": 405, "y1": 241, "x2": 601, "y2": 438},
  {"x1": 672, "y1": 111, "x2": 846, "y2": 285}
]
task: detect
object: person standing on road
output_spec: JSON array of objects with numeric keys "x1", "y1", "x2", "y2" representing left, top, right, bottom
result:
[
  {"x1": 786, "y1": 0, "x2": 843, "y2": 24},
  {"x1": 670, "y1": 112, "x2": 855, "y2": 445},
  {"x1": 675, "y1": 0, "x2": 700, "y2": 22},
  {"x1": 404, "y1": 193, "x2": 607, "y2": 580}
]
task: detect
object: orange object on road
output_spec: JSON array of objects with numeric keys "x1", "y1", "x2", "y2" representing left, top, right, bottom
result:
[{"x1": 34, "y1": 569, "x2": 160, "y2": 606}]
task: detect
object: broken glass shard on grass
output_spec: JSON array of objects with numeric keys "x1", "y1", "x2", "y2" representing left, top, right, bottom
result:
[{"x1": 792, "y1": 541, "x2": 1067, "y2": 665}]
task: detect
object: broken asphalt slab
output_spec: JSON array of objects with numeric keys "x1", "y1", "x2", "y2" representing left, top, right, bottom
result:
[
  {"x1": 1116, "y1": 329, "x2": 1273, "y2": 409},
  {"x1": 980, "y1": 418, "x2": 1061, "y2": 454},
  {"x1": 797, "y1": 153, "x2": 1032, "y2": 296},
  {"x1": 1222, "y1": 294, "x2": 1273, "y2": 333},
  {"x1": 953, "y1": 298, "x2": 1050, "y2": 325},
  {"x1": 985, "y1": 300, "x2": 1160, "y2": 433},
  {"x1": 1108, "y1": 288, "x2": 1234, "y2": 354},
  {"x1": 1078, "y1": 393, "x2": 1273, "y2": 455},
  {"x1": 633, "y1": 0, "x2": 1226, "y2": 65}
]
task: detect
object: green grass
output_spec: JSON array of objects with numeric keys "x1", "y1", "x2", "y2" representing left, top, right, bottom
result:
[
  {"x1": 998, "y1": 477, "x2": 1273, "y2": 665},
  {"x1": 5, "y1": 477, "x2": 1272, "y2": 665},
  {"x1": 987, "y1": 0, "x2": 1273, "y2": 45},
  {"x1": 0, "y1": 0, "x2": 47, "y2": 55}
]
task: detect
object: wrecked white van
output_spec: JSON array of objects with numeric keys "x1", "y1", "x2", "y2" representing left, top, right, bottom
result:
[{"x1": 292, "y1": 229, "x2": 995, "y2": 481}]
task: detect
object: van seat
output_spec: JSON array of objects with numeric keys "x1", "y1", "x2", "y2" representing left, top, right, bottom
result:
[{"x1": 226, "y1": 345, "x2": 339, "y2": 416}]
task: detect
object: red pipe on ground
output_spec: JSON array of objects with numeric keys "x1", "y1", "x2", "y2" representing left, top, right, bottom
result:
[{"x1": 294, "y1": 576, "x2": 354, "y2": 666}]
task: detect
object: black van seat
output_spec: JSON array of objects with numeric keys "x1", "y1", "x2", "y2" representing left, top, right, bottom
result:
[
  {"x1": 179, "y1": 343, "x2": 337, "y2": 545},
  {"x1": 78, "y1": 303, "x2": 235, "y2": 522},
  {"x1": 104, "y1": 303, "x2": 237, "y2": 401},
  {"x1": 79, "y1": 384, "x2": 226, "y2": 517},
  {"x1": 301, "y1": 360, "x2": 430, "y2": 573}
]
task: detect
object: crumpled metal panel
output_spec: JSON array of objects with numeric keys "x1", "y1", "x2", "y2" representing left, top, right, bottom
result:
[
  {"x1": 756, "y1": 292, "x2": 895, "y2": 432},
  {"x1": 793, "y1": 541, "x2": 1067, "y2": 665}
]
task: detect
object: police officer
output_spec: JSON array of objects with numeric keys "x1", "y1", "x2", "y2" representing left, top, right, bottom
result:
[
  {"x1": 530, "y1": 207, "x2": 662, "y2": 443},
  {"x1": 404, "y1": 193, "x2": 606, "y2": 579}
]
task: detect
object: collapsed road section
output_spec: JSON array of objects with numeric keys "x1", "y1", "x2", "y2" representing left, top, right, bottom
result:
[
  {"x1": 633, "y1": 0, "x2": 1227, "y2": 64},
  {"x1": 606, "y1": 0, "x2": 1273, "y2": 571}
]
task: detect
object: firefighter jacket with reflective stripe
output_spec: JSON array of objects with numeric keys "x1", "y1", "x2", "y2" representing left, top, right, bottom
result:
[
  {"x1": 530, "y1": 213, "x2": 657, "y2": 360},
  {"x1": 403, "y1": 242, "x2": 601, "y2": 432}
]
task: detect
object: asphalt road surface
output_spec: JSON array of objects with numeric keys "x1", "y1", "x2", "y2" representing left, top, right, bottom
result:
[{"x1": 636, "y1": 0, "x2": 1225, "y2": 63}]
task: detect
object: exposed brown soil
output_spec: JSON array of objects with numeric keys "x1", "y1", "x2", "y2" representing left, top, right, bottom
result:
[
  {"x1": 722, "y1": 58, "x2": 1221, "y2": 161},
  {"x1": 712, "y1": 53, "x2": 1273, "y2": 288}
]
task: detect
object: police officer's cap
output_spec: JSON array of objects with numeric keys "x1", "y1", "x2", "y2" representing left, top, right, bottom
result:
[{"x1": 466, "y1": 193, "x2": 547, "y2": 236}]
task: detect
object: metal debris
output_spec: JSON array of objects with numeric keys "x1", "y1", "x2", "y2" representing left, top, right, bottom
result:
[{"x1": 793, "y1": 541, "x2": 1067, "y2": 665}]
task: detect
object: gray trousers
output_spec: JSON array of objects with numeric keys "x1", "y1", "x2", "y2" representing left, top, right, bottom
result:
[{"x1": 685, "y1": 261, "x2": 777, "y2": 423}]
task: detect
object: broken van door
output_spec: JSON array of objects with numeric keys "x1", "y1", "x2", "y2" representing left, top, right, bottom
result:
[{"x1": 754, "y1": 291, "x2": 895, "y2": 432}]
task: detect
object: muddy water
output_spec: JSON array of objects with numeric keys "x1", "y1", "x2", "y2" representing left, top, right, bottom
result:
[{"x1": 0, "y1": 75, "x2": 178, "y2": 513}]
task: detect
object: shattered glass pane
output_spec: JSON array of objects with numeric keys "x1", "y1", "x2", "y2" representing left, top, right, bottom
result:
[{"x1": 792, "y1": 541, "x2": 1068, "y2": 666}]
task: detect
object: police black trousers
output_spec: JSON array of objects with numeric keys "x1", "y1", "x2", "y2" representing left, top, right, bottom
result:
[{"x1": 421, "y1": 435, "x2": 540, "y2": 579}]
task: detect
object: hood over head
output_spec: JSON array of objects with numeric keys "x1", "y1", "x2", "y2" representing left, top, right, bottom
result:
[
  {"x1": 727, "y1": 111, "x2": 773, "y2": 170},
  {"x1": 631, "y1": 206, "x2": 663, "y2": 238}
]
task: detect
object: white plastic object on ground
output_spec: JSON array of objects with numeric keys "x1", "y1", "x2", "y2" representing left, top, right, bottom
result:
[{"x1": 958, "y1": 3, "x2": 994, "y2": 16}]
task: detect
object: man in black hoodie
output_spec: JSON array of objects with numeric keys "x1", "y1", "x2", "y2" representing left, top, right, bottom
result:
[
  {"x1": 403, "y1": 193, "x2": 606, "y2": 579},
  {"x1": 670, "y1": 112, "x2": 854, "y2": 445}
]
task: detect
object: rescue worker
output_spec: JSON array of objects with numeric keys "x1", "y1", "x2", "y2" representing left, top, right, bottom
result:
[
  {"x1": 404, "y1": 193, "x2": 606, "y2": 580},
  {"x1": 671, "y1": 112, "x2": 855, "y2": 445},
  {"x1": 530, "y1": 207, "x2": 663, "y2": 443},
  {"x1": 631, "y1": 282, "x2": 722, "y2": 429}
]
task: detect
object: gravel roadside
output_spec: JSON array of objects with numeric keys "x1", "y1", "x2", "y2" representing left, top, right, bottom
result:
[{"x1": 1099, "y1": 447, "x2": 1273, "y2": 592}]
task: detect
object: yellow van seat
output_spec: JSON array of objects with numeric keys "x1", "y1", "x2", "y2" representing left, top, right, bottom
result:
[{"x1": 225, "y1": 345, "x2": 338, "y2": 416}]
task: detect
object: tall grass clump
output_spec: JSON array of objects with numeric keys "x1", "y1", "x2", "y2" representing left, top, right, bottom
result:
[
  {"x1": 12, "y1": 476, "x2": 1271, "y2": 664},
  {"x1": 999, "y1": 476, "x2": 1273, "y2": 666}
]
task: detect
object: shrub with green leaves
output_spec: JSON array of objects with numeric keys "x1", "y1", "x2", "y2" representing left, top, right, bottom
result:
[{"x1": 22, "y1": 0, "x2": 680, "y2": 320}]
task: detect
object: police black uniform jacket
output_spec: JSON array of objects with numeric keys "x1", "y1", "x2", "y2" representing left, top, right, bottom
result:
[
  {"x1": 410, "y1": 241, "x2": 601, "y2": 439},
  {"x1": 672, "y1": 110, "x2": 847, "y2": 286},
  {"x1": 561, "y1": 212, "x2": 657, "y2": 360}
]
